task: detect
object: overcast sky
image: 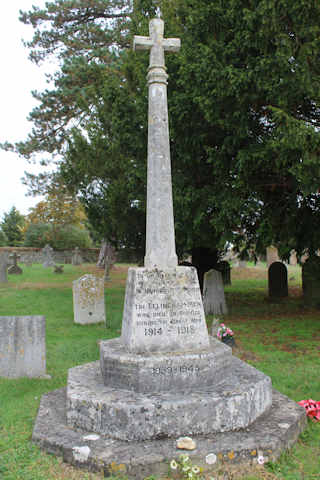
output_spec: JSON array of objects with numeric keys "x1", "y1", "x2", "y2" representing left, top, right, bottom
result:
[{"x1": 0, "y1": 1, "x2": 57, "y2": 219}]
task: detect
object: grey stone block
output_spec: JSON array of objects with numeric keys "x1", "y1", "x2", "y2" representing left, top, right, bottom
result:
[
  {"x1": 33, "y1": 387, "x2": 307, "y2": 479},
  {"x1": 66, "y1": 358, "x2": 272, "y2": 441},
  {"x1": 121, "y1": 266, "x2": 210, "y2": 354},
  {"x1": 100, "y1": 337, "x2": 232, "y2": 393},
  {"x1": 0, "y1": 316, "x2": 46, "y2": 378}
]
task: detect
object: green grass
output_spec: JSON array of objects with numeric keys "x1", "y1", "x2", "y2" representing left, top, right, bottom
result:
[{"x1": 0, "y1": 263, "x2": 320, "y2": 479}]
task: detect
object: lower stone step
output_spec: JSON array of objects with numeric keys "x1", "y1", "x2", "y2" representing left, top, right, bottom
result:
[
  {"x1": 32, "y1": 387, "x2": 306, "y2": 479},
  {"x1": 66, "y1": 357, "x2": 272, "y2": 441}
]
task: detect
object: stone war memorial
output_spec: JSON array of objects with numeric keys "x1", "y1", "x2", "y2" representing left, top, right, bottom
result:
[{"x1": 32, "y1": 14, "x2": 306, "y2": 479}]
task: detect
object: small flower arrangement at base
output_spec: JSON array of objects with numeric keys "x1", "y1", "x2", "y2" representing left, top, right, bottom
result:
[
  {"x1": 217, "y1": 323, "x2": 235, "y2": 347},
  {"x1": 170, "y1": 454, "x2": 204, "y2": 479},
  {"x1": 298, "y1": 399, "x2": 320, "y2": 421}
]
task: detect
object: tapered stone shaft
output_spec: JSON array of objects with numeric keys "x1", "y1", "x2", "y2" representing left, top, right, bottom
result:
[{"x1": 134, "y1": 19, "x2": 180, "y2": 269}]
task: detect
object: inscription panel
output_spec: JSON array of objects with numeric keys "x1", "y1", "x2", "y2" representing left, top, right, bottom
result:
[{"x1": 121, "y1": 266, "x2": 209, "y2": 353}]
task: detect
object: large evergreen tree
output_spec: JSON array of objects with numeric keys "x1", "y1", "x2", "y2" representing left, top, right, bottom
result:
[
  {"x1": 4, "y1": 0, "x2": 320, "y2": 263},
  {"x1": 1, "y1": 207, "x2": 25, "y2": 246}
]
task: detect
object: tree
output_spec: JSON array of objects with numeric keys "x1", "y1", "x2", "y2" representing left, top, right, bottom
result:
[
  {"x1": 0, "y1": 229, "x2": 8, "y2": 247},
  {"x1": 1, "y1": 207, "x2": 25, "y2": 246},
  {"x1": 5, "y1": 0, "x2": 320, "y2": 269}
]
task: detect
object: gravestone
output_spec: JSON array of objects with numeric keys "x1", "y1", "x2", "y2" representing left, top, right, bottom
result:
[
  {"x1": 42, "y1": 244, "x2": 55, "y2": 267},
  {"x1": 203, "y1": 269, "x2": 228, "y2": 315},
  {"x1": 33, "y1": 13, "x2": 306, "y2": 477},
  {"x1": 268, "y1": 261, "x2": 288, "y2": 298},
  {"x1": 238, "y1": 260, "x2": 247, "y2": 268},
  {"x1": 0, "y1": 316, "x2": 46, "y2": 378},
  {"x1": 72, "y1": 247, "x2": 83, "y2": 266},
  {"x1": 302, "y1": 256, "x2": 320, "y2": 308},
  {"x1": 73, "y1": 274, "x2": 106, "y2": 325},
  {"x1": 0, "y1": 252, "x2": 9, "y2": 283},
  {"x1": 267, "y1": 245, "x2": 279, "y2": 267},
  {"x1": 54, "y1": 265, "x2": 64, "y2": 274},
  {"x1": 8, "y1": 252, "x2": 23, "y2": 274}
]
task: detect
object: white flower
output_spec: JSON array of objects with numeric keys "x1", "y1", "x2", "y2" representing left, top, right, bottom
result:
[
  {"x1": 182, "y1": 465, "x2": 190, "y2": 472},
  {"x1": 257, "y1": 455, "x2": 265, "y2": 465},
  {"x1": 205, "y1": 453, "x2": 217, "y2": 464},
  {"x1": 170, "y1": 459, "x2": 178, "y2": 470},
  {"x1": 192, "y1": 465, "x2": 200, "y2": 474},
  {"x1": 180, "y1": 454, "x2": 189, "y2": 463}
]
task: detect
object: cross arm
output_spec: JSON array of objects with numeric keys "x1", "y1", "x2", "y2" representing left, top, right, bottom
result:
[
  {"x1": 163, "y1": 38, "x2": 181, "y2": 53},
  {"x1": 133, "y1": 35, "x2": 153, "y2": 51}
]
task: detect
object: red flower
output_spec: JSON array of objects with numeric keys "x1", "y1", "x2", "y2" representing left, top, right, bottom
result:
[{"x1": 298, "y1": 399, "x2": 320, "y2": 421}]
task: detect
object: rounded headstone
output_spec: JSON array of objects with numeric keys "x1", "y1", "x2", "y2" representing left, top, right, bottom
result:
[{"x1": 268, "y1": 262, "x2": 288, "y2": 298}]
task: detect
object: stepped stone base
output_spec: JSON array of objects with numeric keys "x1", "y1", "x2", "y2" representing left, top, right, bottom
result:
[
  {"x1": 67, "y1": 359, "x2": 272, "y2": 441},
  {"x1": 100, "y1": 337, "x2": 232, "y2": 393},
  {"x1": 33, "y1": 387, "x2": 307, "y2": 479}
]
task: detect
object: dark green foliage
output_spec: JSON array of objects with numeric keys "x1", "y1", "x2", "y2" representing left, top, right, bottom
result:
[
  {"x1": 1, "y1": 207, "x2": 25, "y2": 246},
  {"x1": 5, "y1": 0, "x2": 320, "y2": 260},
  {"x1": 24, "y1": 223, "x2": 92, "y2": 248},
  {"x1": 0, "y1": 229, "x2": 8, "y2": 246}
]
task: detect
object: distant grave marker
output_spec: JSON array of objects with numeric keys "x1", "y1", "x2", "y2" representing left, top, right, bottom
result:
[
  {"x1": 0, "y1": 252, "x2": 9, "y2": 283},
  {"x1": 0, "y1": 316, "x2": 46, "y2": 378},
  {"x1": 42, "y1": 244, "x2": 55, "y2": 268},
  {"x1": 73, "y1": 274, "x2": 106, "y2": 325},
  {"x1": 203, "y1": 269, "x2": 228, "y2": 315},
  {"x1": 8, "y1": 252, "x2": 23, "y2": 274},
  {"x1": 268, "y1": 261, "x2": 288, "y2": 298},
  {"x1": 302, "y1": 256, "x2": 320, "y2": 308}
]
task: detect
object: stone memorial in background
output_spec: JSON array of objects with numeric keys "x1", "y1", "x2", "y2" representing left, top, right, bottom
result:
[
  {"x1": 73, "y1": 274, "x2": 106, "y2": 325},
  {"x1": 72, "y1": 247, "x2": 83, "y2": 266},
  {"x1": 268, "y1": 261, "x2": 288, "y2": 298},
  {"x1": 8, "y1": 252, "x2": 23, "y2": 275},
  {"x1": 302, "y1": 256, "x2": 320, "y2": 308},
  {"x1": 203, "y1": 269, "x2": 228, "y2": 316},
  {"x1": 266, "y1": 245, "x2": 279, "y2": 267},
  {"x1": 33, "y1": 13, "x2": 306, "y2": 478},
  {"x1": 42, "y1": 244, "x2": 55, "y2": 268},
  {"x1": 0, "y1": 252, "x2": 9, "y2": 283},
  {"x1": 0, "y1": 316, "x2": 46, "y2": 378}
]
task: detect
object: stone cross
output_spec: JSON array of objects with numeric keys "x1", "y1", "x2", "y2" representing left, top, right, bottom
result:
[
  {"x1": 134, "y1": 18, "x2": 180, "y2": 269},
  {"x1": 9, "y1": 252, "x2": 20, "y2": 267}
]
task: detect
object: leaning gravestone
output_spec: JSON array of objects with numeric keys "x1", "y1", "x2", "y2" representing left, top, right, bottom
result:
[
  {"x1": 42, "y1": 244, "x2": 55, "y2": 267},
  {"x1": 268, "y1": 261, "x2": 288, "y2": 298},
  {"x1": 73, "y1": 274, "x2": 106, "y2": 325},
  {"x1": 33, "y1": 13, "x2": 306, "y2": 478},
  {"x1": 302, "y1": 256, "x2": 320, "y2": 308},
  {"x1": 0, "y1": 316, "x2": 46, "y2": 378},
  {"x1": 8, "y1": 252, "x2": 23, "y2": 275},
  {"x1": 0, "y1": 252, "x2": 9, "y2": 283},
  {"x1": 203, "y1": 269, "x2": 228, "y2": 316}
]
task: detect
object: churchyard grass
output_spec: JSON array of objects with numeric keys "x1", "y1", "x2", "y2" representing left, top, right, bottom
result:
[{"x1": 0, "y1": 263, "x2": 319, "y2": 479}]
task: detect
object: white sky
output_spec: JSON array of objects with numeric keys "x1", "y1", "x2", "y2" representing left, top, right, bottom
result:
[{"x1": 0, "y1": 1, "x2": 57, "y2": 219}]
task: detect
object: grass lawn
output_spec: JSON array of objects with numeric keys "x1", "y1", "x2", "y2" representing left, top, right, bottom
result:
[{"x1": 0, "y1": 263, "x2": 319, "y2": 480}]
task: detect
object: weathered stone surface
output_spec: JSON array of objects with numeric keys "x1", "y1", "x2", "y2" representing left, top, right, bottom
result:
[
  {"x1": 100, "y1": 337, "x2": 232, "y2": 393},
  {"x1": 33, "y1": 387, "x2": 307, "y2": 479},
  {"x1": 203, "y1": 269, "x2": 228, "y2": 316},
  {"x1": 0, "y1": 252, "x2": 9, "y2": 283},
  {"x1": 42, "y1": 244, "x2": 55, "y2": 268},
  {"x1": 0, "y1": 316, "x2": 46, "y2": 378},
  {"x1": 66, "y1": 358, "x2": 272, "y2": 441},
  {"x1": 72, "y1": 274, "x2": 106, "y2": 325},
  {"x1": 121, "y1": 266, "x2": 210, "y2": 353},
  {"x1": 134, "y1": 18, "x2": 180, "y2": 269},
  {"x1": 268, "y1": 262, "x2": 288, "y2": 298},
  {"x1": 302, "y1": 256, "x2": 320, "y2": 308}
]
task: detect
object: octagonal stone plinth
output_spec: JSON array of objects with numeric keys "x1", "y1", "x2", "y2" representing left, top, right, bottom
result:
[
  {"x1": 66, "y1": 358, "x2": 272, "y2": 441},
  {"x1": 100, "y1": 337, "x2": 232, "y2": 394}
]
